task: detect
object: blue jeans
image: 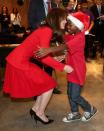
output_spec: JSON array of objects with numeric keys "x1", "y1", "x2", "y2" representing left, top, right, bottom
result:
[{"x1": 67, "y1": 82, "x2": 91, "y2": 113}]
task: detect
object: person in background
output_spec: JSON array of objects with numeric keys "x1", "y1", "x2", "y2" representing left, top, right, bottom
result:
[
  {"x1": 3, "y1": 8, "x2": 73, "y2": 125},
  {"x1": 10, "y1": 8, "x2": 22, "y2": 33},
  {"x1": 28, "y1": 0, "x2": 47, "y2": 30},
  {"x1": 0, "y1": 6, "x2": 10, "y2": 33},
  {"x1": 76, "y1": 2, "x2": 95, "y2": 60},
  {"x1": 35, "y1": 11, "x2": 97, "y2": 123},
  {"x1": 28, "y1": 0, "x2": 62, "y2": 94},
  {"x1": 66, "y1": 0, "x2": 77, "y2": 13},
  {"x1": 90, "y1": 0, "x2": 104, "y2": 57},
  {"x1": 51, "y1": 0, "x2": 65, "y2": 9}
]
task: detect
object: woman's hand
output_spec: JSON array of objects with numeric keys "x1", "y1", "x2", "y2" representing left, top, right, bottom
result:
[{"x1": 63, "y1": 65, "x2": 74, "y2": 73}]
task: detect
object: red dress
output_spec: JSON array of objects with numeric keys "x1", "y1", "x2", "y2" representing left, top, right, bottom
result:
[
  {"x1": 64, "y1": 32, "x2": 86, "y2": 86},
  {"x1": 3, "y1": 27, "x2": 65, "y2": 98}
]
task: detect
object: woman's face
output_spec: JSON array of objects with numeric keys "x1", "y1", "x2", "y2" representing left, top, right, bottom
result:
[
  {"x1": 60, "y1": 19, "x2": 67, "y2": 29},
  {"x1": 2, "y1": 6, "x2": 7, "y2": 12}
]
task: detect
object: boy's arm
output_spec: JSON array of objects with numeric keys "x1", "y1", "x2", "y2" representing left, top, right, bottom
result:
[{"x1": 35, "y1": 44, "x2": 67, "y2": 58}]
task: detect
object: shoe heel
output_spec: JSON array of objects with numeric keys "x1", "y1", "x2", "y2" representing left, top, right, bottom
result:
[
  {"x1": 34, "y1": 113, "x2": 54, "y2": 125},
  {"x1": 30, "y1": 109, "x2": 38, "y2": 126},
  {"x1": 30, "y1": 110, "x2": 34, "y2": 119}
]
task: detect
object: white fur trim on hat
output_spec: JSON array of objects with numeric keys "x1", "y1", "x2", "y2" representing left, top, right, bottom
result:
[{"x1": 67, "y1": 15, "x2": 84, "y2": 31}]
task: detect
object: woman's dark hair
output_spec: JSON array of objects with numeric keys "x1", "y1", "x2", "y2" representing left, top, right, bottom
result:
[
  {"x1": 1, "y1": 6, "x2": 8, "y2": 14},
  {"x1": 41, "y1": 8, "x2": 67, "y2": 43},
  {"x1": 12, "y1": 8, "x2": 18, "y2": 14},
  {"x1": 46, "y1": 8, "x2": 67, "y2": 31}
]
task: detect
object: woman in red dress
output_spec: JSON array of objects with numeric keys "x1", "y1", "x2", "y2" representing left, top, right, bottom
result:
[{"x1": 3, "y1": 8, "x2": 73, "y2": 124}]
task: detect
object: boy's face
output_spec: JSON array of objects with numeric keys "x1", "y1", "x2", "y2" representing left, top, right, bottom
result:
[{"x1": 66, "y1": 21, "x2": 80, "y2": 34}]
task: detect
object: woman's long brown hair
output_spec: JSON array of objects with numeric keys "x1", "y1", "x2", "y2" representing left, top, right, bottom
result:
[
  {"x1": 40, "y1": 8, "x2": 67, "y2": 43},
  {"x1": 46, "y1": 8, "x2": 67, "y2": 43}
]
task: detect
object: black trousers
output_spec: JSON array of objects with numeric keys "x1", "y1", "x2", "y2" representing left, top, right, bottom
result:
[{"x1": 31, "y1": 58, "x2": 53, "y2": 76}]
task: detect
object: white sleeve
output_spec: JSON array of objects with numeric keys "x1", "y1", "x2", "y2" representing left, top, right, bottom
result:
[{"x1": 10, "y1": 13, "x2": 15, "y2": 22}]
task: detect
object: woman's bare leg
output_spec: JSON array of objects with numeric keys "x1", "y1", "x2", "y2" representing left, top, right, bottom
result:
[
  {"x1": 32, "y1": 89, "x2": 53, "y2": 121},
  {"x1": 32, "y1": 95, "x2": 42, "y2": 112}
]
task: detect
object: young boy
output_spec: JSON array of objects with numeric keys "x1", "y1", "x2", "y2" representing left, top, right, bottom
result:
[{"x1": 62, "y1": 11, "x2": 97, "y2": 122}]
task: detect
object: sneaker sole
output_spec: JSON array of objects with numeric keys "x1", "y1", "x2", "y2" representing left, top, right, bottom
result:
[
  {"x1": 62, "y1": 118, "x2": 81, "y2": 123},
  {"x1": 81, "y1": 109, "x2": 98, "y2": 122}
]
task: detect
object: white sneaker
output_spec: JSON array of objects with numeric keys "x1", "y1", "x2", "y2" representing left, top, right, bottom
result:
[
  {"x1": 81, "y1": 106, "x2": 97, "y2": 122},
  {"x1": 62, "y1": 112, "x2": 81, "y2": 123}
]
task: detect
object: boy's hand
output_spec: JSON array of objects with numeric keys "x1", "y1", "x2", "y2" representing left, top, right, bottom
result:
[
  {"x1": 64, "y1": 65, "x2": 74, "y2": 73},
  {"x1": 35, "y1": 44, "x2": 67, "y2": 58}
]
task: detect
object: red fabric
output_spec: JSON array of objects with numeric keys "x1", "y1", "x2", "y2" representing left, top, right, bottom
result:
[
  {"x1": 3, "y1": 27, "x2": 65, "y2": 98},
  {"x1": 64, "y1": 31, "x2": 86, "y2": 86},
  {"x1": 71, "y1": 11, "x2": 90, "y2": 31}
]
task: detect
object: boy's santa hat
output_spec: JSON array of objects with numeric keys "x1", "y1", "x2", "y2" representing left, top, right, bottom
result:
[{"x1": 67, "y1": 11, "x2": 90, "y2": 31}]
